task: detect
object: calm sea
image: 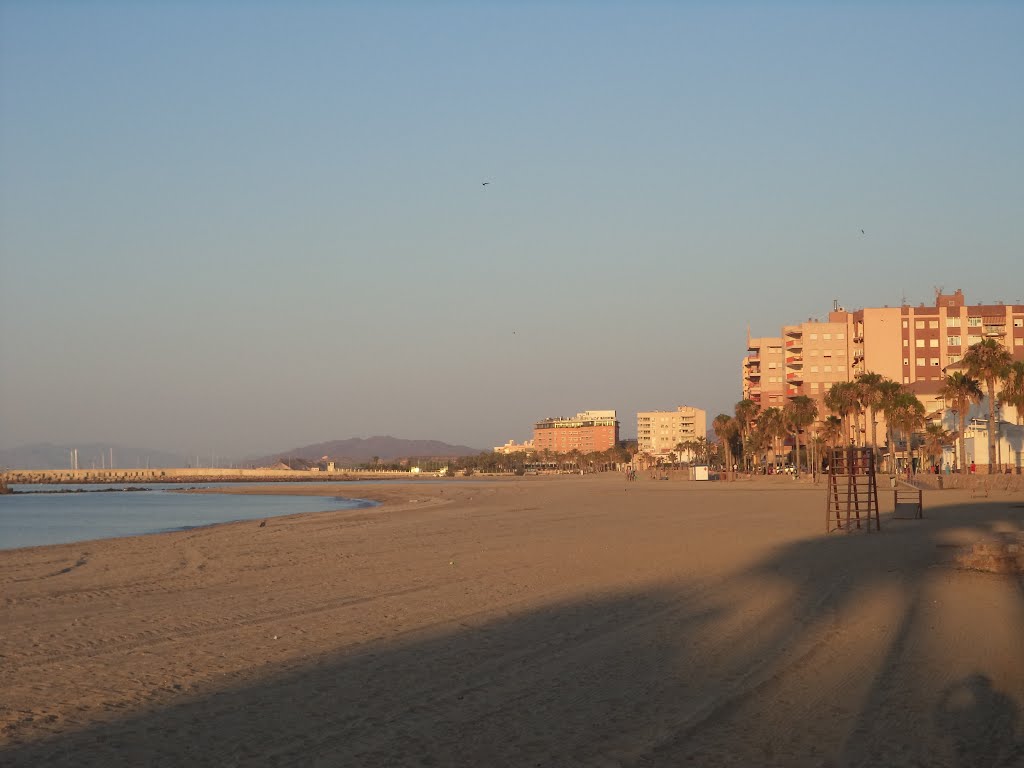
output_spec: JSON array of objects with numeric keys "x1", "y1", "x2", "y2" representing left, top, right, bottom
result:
[{"x1": 0, "y1": 483, "x2": 376, "y2": 551}]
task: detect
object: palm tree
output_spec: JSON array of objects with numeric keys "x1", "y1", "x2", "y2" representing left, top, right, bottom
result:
[
  {"x1": 756, "y1": 407, "x2": 786, "y2": 472},
  {"x1": 872, "y1": 379, "x2": 903, "y2": 473},
  {"x1": 882, "y1": 387, "x2": 924, "y2": 474},
  {"x1": 712, "y1": 414, "x2": 739, "y2": 479},
  {"x1": 734, "y1": 399, "x2": 760, "y2": 472},
  {"x1": 820, "y1": 415, "x2": 844, "y2": 451},
  {"x1": 693, "y1": 436, "x2": 710, "y2": 465},
  {"x1": 854, "y1": 372, "x2": 886, "y2": 458},
  {"x1": 922, "y1": 422, "x2": 953, "y2": 472},
  {"x1": 825, "y1": 381, "x2": 861, "y2": 446},
  {"x1": 784, "y1": 395, "x2": 818, "y2": 479},
  {"x1": 939, "y1": 371, "x2": 983, "y2": 473},
  {"x1": 963, "y1": 338, "x2": 1013, "y2": 471},
  {"x1": 1000, "y1": 360, "x2": 1024, "y2": 425}
]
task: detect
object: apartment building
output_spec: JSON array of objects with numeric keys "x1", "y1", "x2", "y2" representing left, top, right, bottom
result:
[
  {"x1": 636, "y1": 406, "x2": 707, "y2": 459},
  {"x1": 533, "y1": 410, "x2": 619, "y2": 454},
  {"x1": 493, "y1": 439, "x2": 534, "y2": 455},
  {"x1": 839, "y1": 289, "x2": 1024, "y2": 384},
  {"x1": 742, "y1": 319, "x2": 852, "y2": 413},
  {"x1": 742, "y1": 289, "x2": 1024, "y2": 421}
]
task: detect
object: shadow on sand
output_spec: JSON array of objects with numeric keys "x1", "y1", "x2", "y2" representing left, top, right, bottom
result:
[{"x1": 2, "y1": 497, "x2": 1023, "y2": 767}]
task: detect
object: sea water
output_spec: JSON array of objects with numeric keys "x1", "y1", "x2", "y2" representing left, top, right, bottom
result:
[{"x1": 0, "y1": 483, "x2": 375, "y2": 550}]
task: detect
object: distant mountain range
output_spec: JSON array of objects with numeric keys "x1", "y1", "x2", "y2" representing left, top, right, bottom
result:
[
  {"x1": 246, "y1": 436, "x2": 482, "y2": 468},
  {"x1": 0, "y1": 443, "x2": 190, "y2": 471}
]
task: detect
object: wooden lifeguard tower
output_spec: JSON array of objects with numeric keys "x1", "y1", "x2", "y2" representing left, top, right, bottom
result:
[{"x1": 825, "y1": 446, "x2": 880, "y2": 533}]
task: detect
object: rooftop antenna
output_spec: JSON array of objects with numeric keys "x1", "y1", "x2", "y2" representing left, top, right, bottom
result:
[
  {"x1": 900, "y1": 291, "x2": 908, "y2": 306},
  {"x1": 833, "y1": 299, "x2": 839, "y2": 312}
]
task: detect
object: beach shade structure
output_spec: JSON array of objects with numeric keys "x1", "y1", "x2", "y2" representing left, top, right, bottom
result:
[{"x1": 825, "y1": 446, "x2": 880, "y2": 534}]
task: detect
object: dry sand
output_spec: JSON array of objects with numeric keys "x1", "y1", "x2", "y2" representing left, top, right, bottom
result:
[{"x1": 1, "y1": 474, "x2": 1023, "y2": 767}]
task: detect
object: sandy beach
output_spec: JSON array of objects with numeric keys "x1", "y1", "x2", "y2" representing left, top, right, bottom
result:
[{"x1": 1, "y1": 474, "x2": 1022, "y2": 767}]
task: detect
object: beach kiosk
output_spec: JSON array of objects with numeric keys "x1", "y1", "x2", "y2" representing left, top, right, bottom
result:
[{"x1": 689, "y1": 464, "x2": 709, "y2": 481}]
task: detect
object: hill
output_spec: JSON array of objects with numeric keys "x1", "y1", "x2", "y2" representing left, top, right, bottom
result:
[{"x1": 246, "y1": 436, "x2": 482, "y2": 468}]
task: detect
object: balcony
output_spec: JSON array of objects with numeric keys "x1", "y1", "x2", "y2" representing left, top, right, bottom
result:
[
  {"x1": 786, "y1": 386, "x2": 803, "y2": 396},
  {"x1": 785, "y1": 355, "x2": 803, "y2": 366},
  {"x1": 785, "y1": 339, "x2": 803, "y2": 350},
  {"x1": 746, "y1": 369, "x2": 762, "y2": 379},
  {"x1": 787, "y1": 371, "x2": 803, "y2": 382},
  {"x1": 784, "y1": 326, "x2": 803, "y2": 338}
]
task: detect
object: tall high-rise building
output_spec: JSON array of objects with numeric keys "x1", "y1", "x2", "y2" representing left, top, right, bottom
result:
[
  {"x1": 533, "y1": 410, "x2": 619, "y2": 454},
  {"x1": 636, "y1": 406, "x2": 706, "y2": 459}
]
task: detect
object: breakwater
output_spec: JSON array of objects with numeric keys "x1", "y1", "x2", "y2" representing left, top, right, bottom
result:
[{"x1": 0, "y1": 467, "x2": 413, "y2": 486}]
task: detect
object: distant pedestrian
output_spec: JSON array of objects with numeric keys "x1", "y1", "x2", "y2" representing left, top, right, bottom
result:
[{"x1": 970, "y1": 462, "x2": 976, "y2": 474}]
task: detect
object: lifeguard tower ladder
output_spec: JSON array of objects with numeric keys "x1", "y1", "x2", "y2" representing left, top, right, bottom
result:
[{"x1": 825, "y1": 447, "x2": 879, "y2": 533}]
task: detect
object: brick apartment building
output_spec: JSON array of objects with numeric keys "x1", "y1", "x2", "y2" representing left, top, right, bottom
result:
[
  {"x1": 743, "y1": 289, "x2": 1024, "y2": 424},
  {"x1": 533, "y1": 410, "x2": 619, "y2": 454}
]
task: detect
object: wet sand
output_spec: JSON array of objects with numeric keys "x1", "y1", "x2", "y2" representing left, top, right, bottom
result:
[{"x1": 2, "y1": 474, "x2": 1023, "y2": 767}]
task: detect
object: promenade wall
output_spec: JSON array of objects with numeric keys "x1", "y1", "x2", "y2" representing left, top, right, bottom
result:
[
  {"x1": 911, "y1": 473, "x2": 1024, "y2": 493},
  {"x1": 0, "y1": 468, "x2": 412, "y2": 485}
]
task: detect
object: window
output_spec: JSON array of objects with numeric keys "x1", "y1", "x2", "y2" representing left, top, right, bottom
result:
[
  {"x1": 930, "y1": 339, "x2": 939, "y2": 347},
  {"x1": 929, "y1": 320, "x2": 938, "y2": 329},
  {"x1": 915, "y1": 320, "x2": 925, "y2": 330},
  {"x1": 917, "y1": 358, "x2": 927, "y2": 367},
  {"x1": 824, "y1": 365, "x2": 832, "y2": 373},
  {"x1": 809, "y1": 333, "x2": 818, "y2": 340},
  {"x1": 810, "y1": 349, "x2": 819, "y2": 356},
  {"x1": 823, "y1": 333, "x2": 832, "y2": 340},
  {"x1": 837, "y1": 365, "x2": 846, "y2": 372},
  {"x1": 931, "y1": 358, "x2": 939, "y2": 366},
  {"x1": 903, "y1": 339, "x2": 909, "y2": 347},
  {"x1": 768, "y1": 362, "x2": 777, "y2": 369},
  {"x1": 810, "y1": 366, "x2": 819, "y2": 373},
  {"x1": 837, "y1": 348, "x2": 845, "y2": 356},
  {"x1": 947, "y1": 317, "x2": 961, "y2": 327},
  {"x1": 810, "y1": 382, "x2": 819, "y2": 390},
  {"x1": 1015, "y1": 318, "x2": 1023, "y2": 328},
  {"x1": 904, "y1": 376, "x2": 910, "y2": 384},
  {"x1": 903, "y1": 320, "x2": 909, "y2": 328},
  {"x1": 916, "y1": 339, "x2": 925, "y2": 348},
  {"x1": 948, "y1": 335, "x2": 961, "y2": 346},
  {"x1": 903, "y1": 358, "x2": 910, "y2": 365},
  {"x1": 968, "y1": 317, "x2": 982, "y2": 327},
  {"x1": 968, "y1": 335, "x2": 982, "y2": 345},
  {"x1": 949, "y1": 354, "x2": 961, "y2": 364},
  {"x1": 1016, "y1": 338, "x2": 1023, "y2": 347},
  {"x1": 837, "y1": 333, "x2": 845, "y2": 340}
]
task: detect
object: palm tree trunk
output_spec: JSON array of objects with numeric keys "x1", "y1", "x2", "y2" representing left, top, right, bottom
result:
[
  {"x1": 987, "y1": 381, "x2": 997, "y2": 472},
  {"x1": 958, "y1": 408, "x2": 966, "y2": 474},
  {"x1": 869, "y1": 407, "x2": 878, "y2": 460}
]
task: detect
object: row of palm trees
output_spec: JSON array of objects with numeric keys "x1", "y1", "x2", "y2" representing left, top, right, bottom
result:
[{"x1": 716, "y1": 338, "x2": 1024, "y2": 476}]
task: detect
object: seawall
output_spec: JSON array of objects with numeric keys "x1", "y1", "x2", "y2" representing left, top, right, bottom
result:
[{"x1": 0, "y1": 468, "x2": 413, "y2": 485}]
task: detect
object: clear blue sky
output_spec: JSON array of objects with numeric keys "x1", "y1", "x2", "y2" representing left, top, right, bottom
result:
[{"x1": 1, "y1": 2, "x2": 1022, "y2": 457}]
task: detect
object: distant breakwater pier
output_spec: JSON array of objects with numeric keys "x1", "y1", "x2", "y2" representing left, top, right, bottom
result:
[{"x1": 0, "y1": 467, "x2": 413, "y2": 486}]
